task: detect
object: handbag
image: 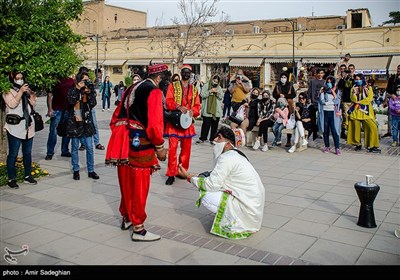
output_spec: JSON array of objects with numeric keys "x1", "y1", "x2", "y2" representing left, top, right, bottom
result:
[
  {"x1": 32, "y1": 111, "x2": 44, "y2": 132},
  {"x1": 57, "y1": 111, "x2": 68, "y2": 137},
  {"x1": 286, "y1": 113, "x2": 296, "y2": 130},
  {"x1": 5, "y1": 114, "x2": 23, "y2": 125},
  {"x1": 28, "y1": 102, "x2": 44, "y2": 132}
]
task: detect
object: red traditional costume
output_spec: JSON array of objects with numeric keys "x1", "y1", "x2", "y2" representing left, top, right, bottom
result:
[
  {"x1": 105, "y1": 64, "x2": 167, "y2": 232},
  {"x1": 164, "y1": 65, "x2": 201, "y2": 178}
]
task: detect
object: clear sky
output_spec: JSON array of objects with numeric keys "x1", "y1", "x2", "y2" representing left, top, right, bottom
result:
[{"x1": 106, "y1": 0, "x2": 399, "y2": 27}]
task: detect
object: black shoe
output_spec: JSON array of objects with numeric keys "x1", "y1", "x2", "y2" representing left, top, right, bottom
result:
[
  {"x1": 176, "y1": 175, "x2": 185, "y2": 180},
  {"x1": 79, "y1": 145, "x2": 85, "y2": 151},
  {"x1": 61, "y1": 152, "x2": 72, "y2": 157},
  {"x1": 73, "y1": 171, "x2": 80, "y2": 180},
  {"x1": 355, "y1": 145, "x2": 362, "y2": 151},
  {"x1": 165, "y1": 176, "x2": 175, "y2": 185},
  {"x1": 24, "y1": 176, "x2": 37, "y2": 185},
  {"x1": 45, "y1": 155, "x2": 53, "y2": 160},
  {"x1": 382, "y1": 132, "x2": 392, "y2": 138},
  {"x1": 368, "y1": 147, "x2": 381, "y2": 153},
  {"x1": 120, "y1": 218, "x2": 132, "y2": 231},
  {"x1": 88, "y1": 172, "x2": 99, "y2": 179},
  {"x1": 7, "y1": 180, "x2": 19, "y2": 189}
]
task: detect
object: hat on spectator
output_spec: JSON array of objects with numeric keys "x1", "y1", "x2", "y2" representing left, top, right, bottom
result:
[
  {"x1": 180, "y1": 64, "x2": 192, "y2": 71},
  {"x1": 148, "y1": 64, "x2": 168, "y2": 75}
]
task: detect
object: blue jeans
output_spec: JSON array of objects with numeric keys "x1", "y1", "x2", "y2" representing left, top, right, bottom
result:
[
  {"x1": 323, "y1": 110, "x2": 340, "y2": 149},
  {"x1": 392, "y1": 115, "x2": 400, "y2": 142},
  {"x1": 91, "y1": 108, "x2": 100, "y2": 146},
  {"x1": 102, "y1": 95, "x2": 110, "y2": 110},
  {"x1": 46, "y1": 110, "x2": 70, "y2": 156},
  {"x1": 71, "y1": 136, "x2": 94, "y2": 173},
  {"x1": 272, "y1": 122, "x2": 284, "y2": 144},
  {"x1": 7, "y1": 132, "x2": 33, "y2": 180}
]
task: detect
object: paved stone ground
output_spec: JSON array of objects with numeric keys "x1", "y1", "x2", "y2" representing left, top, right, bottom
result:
[{"x1": 0, "y1": 96, "x2": 399, "y2": 266}]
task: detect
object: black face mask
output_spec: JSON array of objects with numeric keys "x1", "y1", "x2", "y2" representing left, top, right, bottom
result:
[
  {"x1": 251, "y1": 94, "x2": 258, "y2": 100},
  {"x1": 262, "y1": 98, "x2": 269, "y2": 103}
]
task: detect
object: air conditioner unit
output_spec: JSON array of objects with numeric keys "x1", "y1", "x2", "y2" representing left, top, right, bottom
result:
[
  {"x1": 336, "y1": 25, "x2": 346, "y2": 30},
  {"x1": 225, "y1": 29, "x2": 234, "y2": 36},
  {"x1": 180, "y1": 32, "x2": 187, "y2": 38},
  {"x1": 253, "y1": 26, "x2": 260, "y2": 34}
]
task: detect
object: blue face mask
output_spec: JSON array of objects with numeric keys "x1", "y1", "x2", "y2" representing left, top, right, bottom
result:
[
  {"x1": 326, "y1": 82, "x2": 332, "y2": 89},
  {"x1": 356, "y1": 80, "x2": 363, "y2": 86}
]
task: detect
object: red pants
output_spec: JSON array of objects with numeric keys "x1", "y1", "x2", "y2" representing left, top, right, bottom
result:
[
  {"x1": 166, "y1": 137, "x2": 192, "y2": 177},
  {"x1": 117, "y1": 165, "x2": 150, "y2": 226}
]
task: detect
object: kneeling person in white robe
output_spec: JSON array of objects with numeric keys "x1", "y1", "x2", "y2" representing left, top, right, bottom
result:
[{"x1": 178, "y1": 126, "x2": 265, "y2": 240}]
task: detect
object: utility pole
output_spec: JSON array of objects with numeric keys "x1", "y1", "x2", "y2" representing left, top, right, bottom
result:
[{"x1": 285, "y1": 18, "x2": 297, "y2": 83}]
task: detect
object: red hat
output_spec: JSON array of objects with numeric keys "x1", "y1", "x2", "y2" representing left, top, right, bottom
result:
[
  {"x1": 148, "y1": 64, "x2": 168, "y2": 75},
  {"x1": 180, "y1": 64, "x2": 192, "y2": 71}
]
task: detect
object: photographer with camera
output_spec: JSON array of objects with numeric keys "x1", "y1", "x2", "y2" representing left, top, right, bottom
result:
[
  {"x1": 3, "y1": 70, "x2": 38, "y2": 189},
  {"x1": 228, "y1": 69, "x2": 252, "y2": 112},
  {"x1": 66, "y1": 71, "x2": 99, "y2": 180},
  {"x1": 197, "y1": 75, "x2": 224, "y2": 144}
]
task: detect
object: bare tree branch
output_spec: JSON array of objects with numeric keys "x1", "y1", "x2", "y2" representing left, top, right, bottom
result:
[{"x1": 153, "y1": 0, "x2": 230, "y2": 68}]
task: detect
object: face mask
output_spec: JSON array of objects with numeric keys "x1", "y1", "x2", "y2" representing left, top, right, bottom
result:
[
  {"x1": 262, "y1": 98, "x2": 269, "y2": 103},
  {"x1": 279, "y1": 103, "x2": 285, "y2": 109},
  {"x1": 251, "y1": 94, "x2": 258, "y2": 100},
  {"x1": 14, "y1": 79, "x2": 24, "y2": 86},
  {"x1": 396, "y1": 90, "x2": 400, "y2": 96},
  {"x1": 213, "y1": 141, "x2": 227, "y2": 164},
  {"x1": 326, "y1": 82, "x2": 332, "y2": 89},
  {"x1": 212, "y1": 83, "x2": 218, "y2": 88},
  {"x1": 356, "y1": 80, "x2": 363, "y2": 86},
  {"x1": 280, "y1": 78, "x2": 287, "y2": 84}
]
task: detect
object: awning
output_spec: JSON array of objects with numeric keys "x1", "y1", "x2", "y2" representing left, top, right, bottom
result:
[
  {"x1": 301, "y1": 58, "x2": 339, "y2": 64},
  {"x1": 264, "y1": 58, "x2": 292, "y2": 64},
  {"x1": 203, "y1": 58, "x2": 229, "y2": 64},
  {"x1": 126, "y1": 59, "x2": 152, "y2": 65},
  {"x1": 82, "y1": 60, "x2": 99, "y2": 68},
  {"x1": 229, "y1": 58, "x2": 263, "y2": 67},
  {"x1": 102, "y1": 59, "x2": 127, "y2": 66},
  {"x1": 388, "y1": 56, "x2": 400, "y2": 74},
  {"x1": 351, "y1": 56, "x2": 389, "y2": 75}
]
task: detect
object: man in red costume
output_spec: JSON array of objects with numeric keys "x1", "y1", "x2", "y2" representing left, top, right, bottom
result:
[
  {"x1": 106, "y1": 64, "x2": 168, "y2": 241},
  {"x1": 164, "y1": 65, "x2": 201, "y2": 185}
]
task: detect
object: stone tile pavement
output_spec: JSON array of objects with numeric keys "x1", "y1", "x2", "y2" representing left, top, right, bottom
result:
[{"x1": 0, "y1": 96, "x2": 399, "y2": 266}]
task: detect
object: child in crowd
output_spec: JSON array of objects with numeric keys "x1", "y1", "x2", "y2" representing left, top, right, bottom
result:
[{"x1": 271, "y1": 97, "x2": 289, "y2": 147}]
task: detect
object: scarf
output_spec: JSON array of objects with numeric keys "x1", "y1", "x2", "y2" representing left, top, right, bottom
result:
[
  {"x1": 21, "y1": 93, "x2": 32, "y2": 130},
  {"x1": 172, "y1": 81, "x2": 197, "y2": 108}
]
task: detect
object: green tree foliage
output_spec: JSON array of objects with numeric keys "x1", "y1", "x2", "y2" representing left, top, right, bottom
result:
[
  {"x1": 0, "y1": 0, "x2": 84, "y2": 94},
  {"x1": 383, "y1": 11, "x2": 400, "y2": 25}
]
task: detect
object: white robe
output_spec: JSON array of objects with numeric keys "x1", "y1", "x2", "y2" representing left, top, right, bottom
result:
[{"x1": 191, "y1": 150, "x2": 265, "y2": 239}]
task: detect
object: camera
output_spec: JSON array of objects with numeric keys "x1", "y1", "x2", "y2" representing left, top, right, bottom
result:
[{"x1": 84, "y1": 80, "x2": 93, "y2": 86}]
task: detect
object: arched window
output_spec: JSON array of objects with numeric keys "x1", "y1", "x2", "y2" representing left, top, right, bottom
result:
[
  {"x1": 83, "y1": 19, "x2": 90, "y2": 34},
  {"x1": 92, "y1": 20, "x2": 97, "y2": 34}
]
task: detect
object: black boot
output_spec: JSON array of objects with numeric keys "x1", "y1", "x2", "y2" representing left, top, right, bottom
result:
[{"x1": 165, "y1": 176, "x2": 175, "y2": 185}]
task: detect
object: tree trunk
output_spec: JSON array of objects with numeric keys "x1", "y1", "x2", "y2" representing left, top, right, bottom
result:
[{"x1": 0, "y1": 108, "x2": 7, "y2": 163}]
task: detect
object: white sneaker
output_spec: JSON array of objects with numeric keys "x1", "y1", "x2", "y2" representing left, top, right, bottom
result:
[
  {"x1": 288, "y1": 145, "x2": 296, "y2": 153},
  {"x1": 261, "y1": 144, "x2": 269, "y2": 152},
  {"x1": 107, "y1": 108, "x2": 110, "y2": 111},
  {"x1": 102, "y1": 109, "x2": 105, "y2": 112},
  {"x1": 252, "y1": 140, "x2": 260, "y2": 150},
  {"x1": 131, "y1": 230, "x2": 161, "y2": 242},
  {"x1": 302, "y1": 138, "x2": 308, "y2": 146}
]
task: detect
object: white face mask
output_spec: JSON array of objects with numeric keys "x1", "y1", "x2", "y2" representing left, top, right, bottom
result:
[
  {"x1": 280, "y1": 78, "x2": 287, "y2": 84},
  {"x1": 213, "y1": 141, "x2": 227, "y2": 164},
  {"x1": 396, "y1": 90, "x2": 400, "y2": 96},
  {"x1": 14, "y1": 79, "x2": 24, "y2": 86}
]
